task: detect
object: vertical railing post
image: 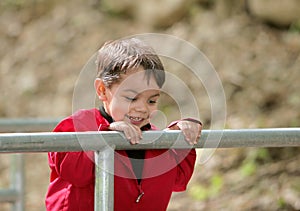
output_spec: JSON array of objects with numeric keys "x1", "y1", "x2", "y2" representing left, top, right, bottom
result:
[
  {"x1": 10, "y1": 154, "x2": 24, "y2": 211},
  {"x1": 94, "y1": 146, "x2": 115, "y2": 211}
]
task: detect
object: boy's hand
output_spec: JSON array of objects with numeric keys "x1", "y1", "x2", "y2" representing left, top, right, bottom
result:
[
  {"x1": 109, "y1": 121, "x2": 142, "y2": 145},
  {"x1": 168, "y1": 120, "x2": 202, "y2": 145}
]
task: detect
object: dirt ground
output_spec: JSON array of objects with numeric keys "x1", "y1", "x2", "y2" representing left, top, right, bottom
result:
[{"x1": 1, "y1": 1, "x2": 300, "y2": 210}]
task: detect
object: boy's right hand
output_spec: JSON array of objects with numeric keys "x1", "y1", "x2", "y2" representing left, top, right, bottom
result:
[{"x1": 109, "y1": 121, "x2": 142, "y2": 145}]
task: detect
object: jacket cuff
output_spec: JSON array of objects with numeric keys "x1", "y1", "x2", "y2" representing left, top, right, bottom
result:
[{"x1": 98, "y1": 124, "x2": 110, "y2": 131}]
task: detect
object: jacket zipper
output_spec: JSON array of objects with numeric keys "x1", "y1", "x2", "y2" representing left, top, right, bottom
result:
[{"x1": 136, "y1": 184, "x2": 144, "y2": 203}]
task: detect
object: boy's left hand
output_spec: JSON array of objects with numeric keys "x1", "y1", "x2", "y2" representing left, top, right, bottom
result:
[{"x1": 168, "y1": 120, "x2": 202, "y2": 145}]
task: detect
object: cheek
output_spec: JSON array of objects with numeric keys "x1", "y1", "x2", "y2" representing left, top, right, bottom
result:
[
  {"x1": 149, "y1": 105, "x2": 158, "y2": 114},
  {"x1": 109, "y1": 98, "x2": 130, "y2": 120}
]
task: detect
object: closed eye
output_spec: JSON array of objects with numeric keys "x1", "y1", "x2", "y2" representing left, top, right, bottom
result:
[
  {"x1": 148, "y1": 99, "x2": 157, "y2": 104},
  {"x1": 148, "y1": 93, "x2": 160, "y2": 105},
  {"x1": 125, "y1": 96, "x2": 137, "y2": 102}
]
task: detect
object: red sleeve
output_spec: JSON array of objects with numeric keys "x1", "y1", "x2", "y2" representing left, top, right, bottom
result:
[
  {"x1": 172, "y1": 149, "x2": 196, "y2": 191},
  {"x1": 165, "y1": 118, "x2": 200, "y2": 191},
  {"x1": 48, "y1": 117, "x2": 103, "y2": 187}
]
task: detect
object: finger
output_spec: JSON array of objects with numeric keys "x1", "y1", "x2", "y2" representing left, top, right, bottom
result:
[
  {"x1": 193, "y1": 125, "x2": 202, "y2": 144},
  {"x1": 176, "y1": 120, "x2": 202, "y2": 145},
  {"x1": 183, "y1": 122, "x2": 201, "y2": 145},
  {"x1": 176, "y1": 121, "x2": 189, "y2": 142},
  {"x1": 123, "y1": 128, "x2": 133, "y2": 143},
  {"x1": 181, "y1": 123, "x2": 194, "y2": 145},
  {"x1": 134, "y1": 124, "x2": 143, "y2": 140},
  {"x1": 188, "y1": 124, "x2": 200, "y2": 144},
  {"x1": 190, "y1": 125, "x2": 199, "y2": 144},
  {"x1": 109, "y1": 122, "x2": 141, "y2": 144},
  {"x1": 129, "y1": 125, "x2": 141, "y2": 144},
  {"x1": 127, "y1": 125, "x2": 142, "y2": 145}
]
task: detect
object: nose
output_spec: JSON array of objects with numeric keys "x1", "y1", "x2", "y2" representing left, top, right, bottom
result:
[{"x1": 132, "y1": 100, "x2": 148, "y2": 113}]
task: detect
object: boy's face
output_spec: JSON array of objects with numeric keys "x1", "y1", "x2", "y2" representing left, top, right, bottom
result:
[{"x1": 96, "y1": 67, "x2": 161, "y2": 128}]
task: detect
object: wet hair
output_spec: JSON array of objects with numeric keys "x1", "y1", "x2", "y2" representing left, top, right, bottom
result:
[{"x1": 96, "y1": 38, "x2": 165, "y2": 88}]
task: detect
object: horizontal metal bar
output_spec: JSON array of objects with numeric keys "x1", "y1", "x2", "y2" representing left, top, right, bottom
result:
[
  {"x1": 0, "y1": 128, "x2": 299, "y2": 153},
  {"x1": 0, "y1": 118, "x2": 60, "y2": 132},
  {"x1": 0, "y1": 189, "x2": 19, "y2": 202}
]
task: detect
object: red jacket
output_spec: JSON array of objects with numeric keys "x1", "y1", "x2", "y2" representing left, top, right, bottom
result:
[{"x1": 45, "y1": 109, "x2": 196, "y2": 211}]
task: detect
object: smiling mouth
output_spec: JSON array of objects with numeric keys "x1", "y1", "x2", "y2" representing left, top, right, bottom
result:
[
  {"x1": 125, "y1": 115, "x2": 146, "y2": 124},
  {"x1": 128, "y1": 116, "x2": 144, "y2": 121}
]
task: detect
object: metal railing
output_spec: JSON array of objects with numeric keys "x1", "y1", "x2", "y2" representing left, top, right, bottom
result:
[
  {"x1": 0, "y1": 119, "x2": 300, "y2": 210},
  {"x1": 0, "y1": 118, "x2": 60, "y2": 211},
  {"x1": 0, "y1": 119, "x2": 60, "y2": 133},
  {"x1": 0, "y1": 154, "x2": 24, "y2": 211},
  {"x1": 1, "y1": 128, "x2": 300, "y2": 152}
]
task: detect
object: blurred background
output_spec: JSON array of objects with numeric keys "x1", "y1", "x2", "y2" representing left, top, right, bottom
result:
[{"x1": 1, "y1": 0, "x2": 300, "y2": 210}]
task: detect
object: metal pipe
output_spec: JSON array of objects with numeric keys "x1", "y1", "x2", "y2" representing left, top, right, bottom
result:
[
  {"x1": 0, "y1": 128, "x2": 300, "y2": 153},
  {"x1": 10, "y1": 154, "x2": 24, "y2": 211},
  {"x1": 1, "y1": 127, "x2": 299, "y2": 211},
  {"x1": 0, "y1": 119, "x2": 60, "y2": 132},
  {"x1": 94, "y1": 147, "x2": 114, "y2": 211},
  {"x1": 0, "y1": 189, "x2": 18, "y2": 202}
]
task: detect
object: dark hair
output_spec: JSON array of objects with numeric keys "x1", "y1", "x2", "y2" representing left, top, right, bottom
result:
[{"x1": 96, "y1": 38, "x2": 165, "y2": 88}]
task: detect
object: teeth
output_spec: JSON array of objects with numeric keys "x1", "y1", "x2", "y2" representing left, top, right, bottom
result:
[{"x1": 129, "y1": 116, "x2": 143, "y2": 121}]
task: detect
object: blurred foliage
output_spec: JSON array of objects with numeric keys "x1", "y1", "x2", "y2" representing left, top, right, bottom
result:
[
  {"x1": 289, "y1": 20, "x2": 300, "y2": 33},
  {"x1": 267, "y1": 147, "x2": 300, "y2": 160},
  {"x1": 98, "y1": 0, "x2": 133, "y2": 19},
  {"x1": 0, "y1": 0, "x2": 56, "y2": 20},
  {"x1": 0, "y1": 0, "x2": 27, "y2": 9},
  {"x1": 189, "y1": 174, "x2": 223, "y2": 201},
  {"x1": 1, "y1": 0, "x2": 45, "y2": 10},
  {"x1": 238, "y1": 148, "x2": 269, "y2": 177},
  {"x1": 240, "y1": 161, "x2": 257, "y2": 177},
  {"x1": 277, "y1": 197, "x2": 288, "y2": 209}
]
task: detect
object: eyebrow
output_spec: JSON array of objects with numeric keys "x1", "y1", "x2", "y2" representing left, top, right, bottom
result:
[
  {"x1": 124, "y1": 89, "x2": 139, "y2": 94},
  {"x1": 123, "y1": 89, "x2": 160, "y2": 98}
]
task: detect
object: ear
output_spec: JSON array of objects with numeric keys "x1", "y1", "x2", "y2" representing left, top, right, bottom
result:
[{"x1": 94, "y1": 79, "x2": 107, "y2": 101}]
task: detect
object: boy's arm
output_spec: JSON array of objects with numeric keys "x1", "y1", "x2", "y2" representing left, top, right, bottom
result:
[
  {"x1": 166, "y1": 118, "x2": 202, "y2": 191},
  {"x1": 172, "y1": 148, "x2": 196, "y2": 191},
  {"x1": 48, "y1": 118, "x2": 96, "y2": 187}
]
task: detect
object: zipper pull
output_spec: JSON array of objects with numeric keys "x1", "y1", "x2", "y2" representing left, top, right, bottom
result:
[{"x1": 136, "y1": 192, "x2": 144, "y2": 203}]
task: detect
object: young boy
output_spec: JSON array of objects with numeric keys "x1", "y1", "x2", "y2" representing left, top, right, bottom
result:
[{"x1": 45, "y1": 38, "x2": 202, "y2": 211}]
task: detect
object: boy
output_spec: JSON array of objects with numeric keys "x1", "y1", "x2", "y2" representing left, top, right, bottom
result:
[{"x1": 45, "y1": 38, "x2": 202, "y2": 211}]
